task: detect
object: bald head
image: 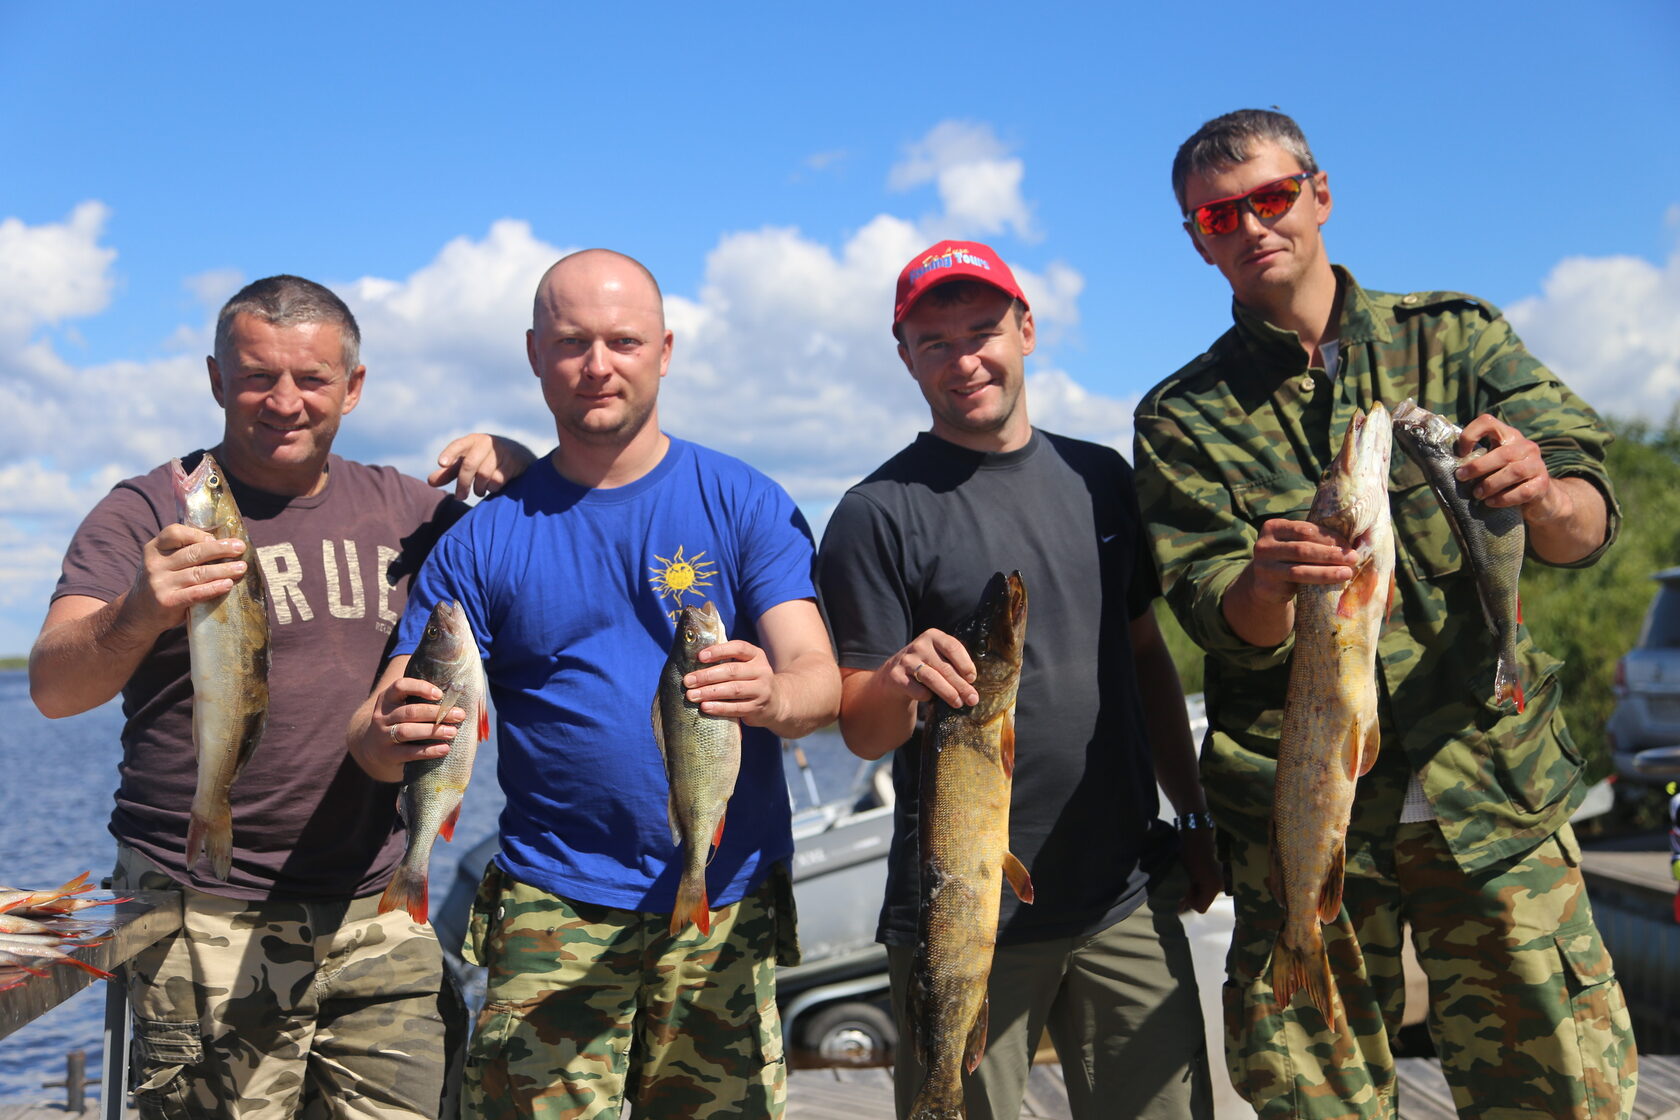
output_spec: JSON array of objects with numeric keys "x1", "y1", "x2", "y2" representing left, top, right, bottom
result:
[{"x1": 533, "y1": 249, "x2": 664, "y2": 332}]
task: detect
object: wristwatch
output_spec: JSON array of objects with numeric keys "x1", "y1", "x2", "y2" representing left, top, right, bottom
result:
[{"x1": 1173, "y1": 812, "x2": 1215, "y2": 832}]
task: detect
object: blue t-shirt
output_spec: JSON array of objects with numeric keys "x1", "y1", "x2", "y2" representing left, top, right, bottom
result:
[{"x1": 395, "y1": 436, "x2": 817, "y2": 912}]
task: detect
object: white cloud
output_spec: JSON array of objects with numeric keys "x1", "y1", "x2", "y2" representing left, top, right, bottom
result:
[
  {"x1": 0, "y1": 201, "x2": 116, "y2": 340},
  {"x1": 889, "y1": 120, "x2": 1038, "y2": 242},
  {"x1": 1506, "y1": 241, "x2": 1680, "y2": 423}
]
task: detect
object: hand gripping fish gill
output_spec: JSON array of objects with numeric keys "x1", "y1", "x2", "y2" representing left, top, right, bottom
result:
[{"x1": 1270, "y1": 406, "x2": 1395, "y2": 1031}]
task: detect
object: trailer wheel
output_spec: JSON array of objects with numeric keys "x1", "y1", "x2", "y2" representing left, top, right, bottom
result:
[{"x1": 800, "y1": 1000, "x2": 897, "y2": 1066}]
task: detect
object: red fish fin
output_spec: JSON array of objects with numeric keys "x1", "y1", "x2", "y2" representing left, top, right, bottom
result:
[
  {"x1": 1385, "y1": 573, "x2": 1396, "y2": 621},
  {"x1": 1494, "y1": 656, "x2": 1525, "y2": 714},
  {"x1": 671, "y1": 875, "x2": 710, "y2": 937},
  {"x1": 712, "y1": 814, "x2": 727, "y2": 852},
  {"x1": 1003, "y1": 851, "x2": 1035, "y2": 904},
  {"x1": 440, "y1": 804, "x2": 461, "y2": 843},
  {"x1": 378, "y1": 868, "x2": 430, "y2": 924},
  {"x1": 1271, "y1": 931, "x2": 1339, "y2": 1031},
  {"x1": 63, "y1": 956, "x2": 117, "y2": 982},
  {"x1": 1318, "y1": 842, "x2": 1345, "y2": 923},
  {"x1": 1514, "y1": 681, "x2": 1525, "y2": 714},
  {"x1": 964, "y1": 995, "x2": 989, "y2": 1074},
  {"x1": 1354, "y1": 717, "x2": 1380, "y2": 778},
  {"x1": 1516, "y1": 594, "x2": 1523, "y2": 625},
  {"x1": 58, "y1": 872, "x2": 92, "y2": 896},
  {"x1": 477, "y1": 705, "x2": 490, "y2": 741},
  {"x1": 1000, "y1": 714, "x2": 1017, "y2": 778}
]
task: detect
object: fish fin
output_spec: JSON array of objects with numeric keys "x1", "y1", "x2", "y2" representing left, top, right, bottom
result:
[
  {"x1": 378, "y1": 867, "x2": 430, "y2": 924},
  {"x1": 1271, "y1": 931, "x2": 1339, "y2": 1031},
  {"x1": 440, "y1": 803, "x2": 461, "y2": 843},
  {"x1": 671, "y1": 874, "x2": 710, "y2": 937},
  {"x1": 1516, "y1": 594, "x2": 1523, "y2": 626},
  {"x1": 477, "y1": 704, "x2": 490, "y2": 742},
  {"x1": 1336, "y1": 564, "x2": 1376, "y2": 619},
  {"x1": 1003, "y1": 851, "x2": 1035, "y2": 904},
  {"x1": 1514, "y1": 681, "x2": 1525, "y2": 714},
  {"x1": 704, "y1": 814, "x2": 727, "y2": 867},
  {"x1": 1000, "y1": 711, "x2": 1017, "y2": 778},
  {"x1": 1494, "y1": 645, "x2": 1525, "y2": 713},
  {"x1": 650, "y1": 699, "x2": 667, "y2": 762},
  {"x1": 1319, "y1": 842, "x2": 1345, "y2": 923},
  {"x1": 964, "y1": 995, "x2": 989, "y2": 1074},
  {"x1": 62, "y1": 956, "x2": 117, "y2": 982},
  {"x1": 1385, "y1": 572, "x2": 1396, "y2": 621},
  {"x1": 1354, "y1": 714, "x2": 1380, "y2": 778}
]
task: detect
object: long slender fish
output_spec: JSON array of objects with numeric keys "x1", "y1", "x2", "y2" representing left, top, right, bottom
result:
[
  {"x1": 1392, "y1": 398, "x2": 1527, "y2": 712},
  {"x1": 909, "y1": 571, "x2": 1033, "y2": 1120},
  {"x1": 652, "y1": 601, "x2": 741, "y2": 936},
  {"x1": 1271, "y1": 407, "x2": 1395, "y2": 1031},
  {"x1": 174, "y1": 453, "x2": 270, "y2": 881},
  {"x1": 379, "y1": 600, "x2": 488, "y2": 923}
]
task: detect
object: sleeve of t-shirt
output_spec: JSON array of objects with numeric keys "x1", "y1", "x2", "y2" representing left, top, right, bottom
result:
[
  {"x1": 733, "y1": 475, "x2": 819, "y2": 625},
  {"x1": 391, "y1": 521, "x2": 481, "y2": 659},
  {"x1": 54, "y1": 478, "x2": 170, "y2": 605},
  {"x1": 814, "y1": 490, "x2": 912, "y2": 671}
]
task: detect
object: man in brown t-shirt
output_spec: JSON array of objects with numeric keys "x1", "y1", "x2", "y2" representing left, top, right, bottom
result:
[{"x1": 28, "y1": 274, "x2": 531, "y2": 1120}]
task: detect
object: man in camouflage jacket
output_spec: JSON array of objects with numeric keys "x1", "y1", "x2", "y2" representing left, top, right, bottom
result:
[{"x1": 1133, "y1": 108, "x2": 1637, "y2": 1119}]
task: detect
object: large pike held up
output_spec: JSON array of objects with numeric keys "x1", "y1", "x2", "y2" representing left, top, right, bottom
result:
[
  {"x1": 1271, "y1": 406, "x2": 1395, "y2": 1031},
  {"x1": 174, "y1": 452, "x2": 270, "y2": 881},
  {"x1": 652, "y1": 601, "x2": 741, "y2": 937},
  {"x1": 1391, "y1": 398, "x2": 1527, "y2": 712},
  {"x1": 909, "y1": 570, "x2": 1032, "y2": 1120},
  {"x1": 379, "y1": 600, "x2": 488, "y2": 923}
]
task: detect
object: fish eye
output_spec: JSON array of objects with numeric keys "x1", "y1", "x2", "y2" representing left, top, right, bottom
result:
[
  {"x1": 425, "y1": 623, "x2": 439, "y2": 639},
  {"x1": 206, "y1": 471, "x2": 221, "y2": 490}
]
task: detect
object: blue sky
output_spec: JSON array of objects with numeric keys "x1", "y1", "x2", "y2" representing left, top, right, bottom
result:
[{"x1": 3, "y1": 1, "x2": 1678, "y2": 654}]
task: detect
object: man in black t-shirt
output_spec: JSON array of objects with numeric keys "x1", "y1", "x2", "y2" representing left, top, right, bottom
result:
[{"x1": 814, "y1": 240, "x2": 1218, "y2": 1120}]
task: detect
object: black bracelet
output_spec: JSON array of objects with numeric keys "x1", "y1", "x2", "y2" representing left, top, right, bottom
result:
[{"x1": 1173, "y1": 812, "x2": 1215, "y2": 832}]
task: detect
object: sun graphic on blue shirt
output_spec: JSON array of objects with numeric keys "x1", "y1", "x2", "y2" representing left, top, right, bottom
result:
[{"x1": 648, "y1": 546, "x2": 716, "y2": 606}]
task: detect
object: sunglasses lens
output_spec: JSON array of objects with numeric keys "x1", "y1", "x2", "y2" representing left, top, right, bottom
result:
[
  {"x1": 1194, "y1": 203, "x2": 1239, "y2": 237},
  {"x1": 1249, "y1": 178, "x2": 1303, "y2": 219}
]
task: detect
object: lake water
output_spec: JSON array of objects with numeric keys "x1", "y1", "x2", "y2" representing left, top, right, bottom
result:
[{"x1": 0, "y1": 668, "x2": 856, "y2": 1101}]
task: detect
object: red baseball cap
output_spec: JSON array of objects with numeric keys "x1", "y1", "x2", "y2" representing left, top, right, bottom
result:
[{"x1": 893, "y1": 240, "x2": 1028, "y2": 330}]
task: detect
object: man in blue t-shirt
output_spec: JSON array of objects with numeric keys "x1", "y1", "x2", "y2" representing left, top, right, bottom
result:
[{"x1": 349, "y1": 249, "x2": 840, "y2": 1119}]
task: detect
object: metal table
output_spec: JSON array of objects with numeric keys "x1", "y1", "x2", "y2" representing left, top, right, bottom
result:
[{"x1": 0, "y1": 891, "x2": 181, "y2": 1118}]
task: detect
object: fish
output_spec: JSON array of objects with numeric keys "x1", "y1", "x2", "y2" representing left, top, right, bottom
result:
[
  {"x1": 651, "y1": 601, "x2": 741, "y2": 937},
  {"x1": 908, "y1": 570, "x2": 1033, "y2": 1120},
  {"x1": 0, "y1": 872, "x2": 92, "y2": 914},
  {"x1": 1391, "y1": 398, "x2": 1527, "y2": 712},
  {"x1": 0, "y1": 934, "x2": 115, "y2": 981},
  {"x1": 173, "y1": 452, "x2": 271, "y2": 880},
  {"x1": 378, "y1": 600, "x2": 489, "y2": 923},
  {"x1": 1270, "y1": 405, "x2": 1395, "y2": 1031}
]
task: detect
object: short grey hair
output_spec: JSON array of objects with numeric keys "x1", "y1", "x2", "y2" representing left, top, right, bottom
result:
[
  {"x1": 1171, "y1": 109, "x2": 1319, "y2": 214},
  {"x1": 214, "y1": 274, "x2": 361, "y2": 371}
]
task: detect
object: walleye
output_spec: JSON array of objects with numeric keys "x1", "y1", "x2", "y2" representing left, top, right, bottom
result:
[
  {"x1": 1392, "y1": 398, "x2": 1527, "y2": 712},
  {"x1": 652, "y1": 601, "x2": 741, "y2": 937},
  {"x1": 1271, "y1": 406, "x2": 1395, "y2": 1030},
  {"x1": 909, "y1": 571, "x2": 1032, "y2": 1120},
  {"x1": 379, "y1": 600, "x2": 488, "y2": 923},
  {"x1": 174, "y1": 453, "x2": 271, "y2": 880}
]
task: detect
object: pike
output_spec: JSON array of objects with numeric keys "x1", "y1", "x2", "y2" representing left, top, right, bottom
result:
[
  {"x1": 1270, "y1": 406, "x2": 1395, "y2": 1031},
  {"x1": 909, "y1": 571, "x2": 1033, "y2": 1120},
  {"x1": 652, "y1": 601, "x2": 741, "y2": 937},
  {"x1": 174, "y1": 453, "x2": 271, "y2": 880},
  {"x1": 1391, "y1": 398, "x2": 1527, "y2": 712},
  {"x1": 379, "y1": 600, "x2": 488, "y2": 923}
]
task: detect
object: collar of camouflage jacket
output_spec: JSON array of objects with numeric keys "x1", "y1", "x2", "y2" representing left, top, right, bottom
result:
[{"x1": 1227, "y1": 264, "x2": 1395, "y2": 369}]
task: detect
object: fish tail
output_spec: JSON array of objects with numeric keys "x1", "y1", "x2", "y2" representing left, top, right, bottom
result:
[
  {"x1": 907, "y1": 1072, "x2": 965, "y2": 1120},
  {"x1": 378, "y1": 866, "x2": 430, "y2": 924},
  {"x1": 1271, "y1": 929, "x2": 1339, "y2": 1030},
  {"x1": 670, "y1": 871, "x2": 710, "y2": 937},
  {"x1": 189, "y1": 801, "x2": 235, "y2": 881},
  {"x1": 1494, "y1": 651, "x2": 1525, "y2": 714}
]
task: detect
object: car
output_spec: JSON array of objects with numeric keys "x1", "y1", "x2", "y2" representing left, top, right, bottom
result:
[{"x1": 1607, "y1": 566, "x2": 1680, "y2": 802}]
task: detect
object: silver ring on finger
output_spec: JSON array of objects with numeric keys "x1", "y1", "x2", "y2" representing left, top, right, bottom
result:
[
  {"x1": 390, "y1": 725, "x2": 402, "y2": 744},
  {"x1": 911, "y1": 662, "x2": 924, "y2": 682}
]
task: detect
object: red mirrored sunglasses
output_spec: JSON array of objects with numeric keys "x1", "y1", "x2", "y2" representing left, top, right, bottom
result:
[{"x1": 1185, "y1": 173, "x2": 1314, "y2": 237}]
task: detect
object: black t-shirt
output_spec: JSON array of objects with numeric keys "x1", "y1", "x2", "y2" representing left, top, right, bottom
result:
[
  {"x1": 815, "y1": 429, "x2": 1175, "y2": 946},
  {"x1": 53, "y1": 452, "x2": 465, "y2": 900}
]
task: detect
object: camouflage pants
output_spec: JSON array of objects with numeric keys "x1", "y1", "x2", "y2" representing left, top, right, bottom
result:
[
  {"x1": 1223, "y1": 821, "x2": 1637, "y2": 1119},
  {"x1": 885, "y1": 864, "x2": 1213, "y2": 1120},
  {"x1": 113, "y1": 846, "x2": 458, "y2": 1120},
  {"x1": 461, "y1": 864, "x2": 797, "y2": 1119}
]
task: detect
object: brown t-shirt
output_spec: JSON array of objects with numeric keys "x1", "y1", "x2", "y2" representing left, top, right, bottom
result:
[{"x1": 53, "y1": 452, "x2": 465, "y2": 900}]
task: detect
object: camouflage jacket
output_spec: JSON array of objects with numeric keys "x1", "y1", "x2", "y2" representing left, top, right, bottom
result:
[{"x1": 1134, "y1": 266, "x2": 1620, "y2": 873}]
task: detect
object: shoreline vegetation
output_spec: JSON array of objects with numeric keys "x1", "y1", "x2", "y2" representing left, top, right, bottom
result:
[{"x1": 0, "y1": 657, "x2": 25, "y2": 670}]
